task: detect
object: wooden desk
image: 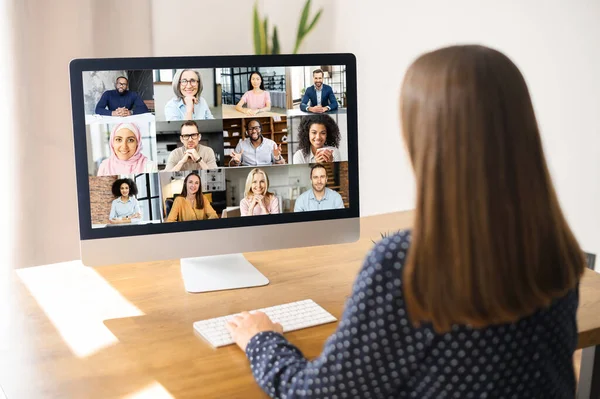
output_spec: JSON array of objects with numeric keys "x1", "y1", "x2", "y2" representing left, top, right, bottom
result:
[
  {"x1": 222, "y1": 104, "x2": 286, "y2": 119},
  {"x1": 2, "y1": 211, "x2": 600, "y2": 398}
]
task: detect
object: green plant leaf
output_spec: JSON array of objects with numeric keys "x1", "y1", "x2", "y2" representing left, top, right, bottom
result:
[
  {"x1": 263, "y1": 17, "x2": 269, "y2": 54},
  {"x1": 272, "y1": 26, "x2": 280, "y2": 54},
  {"x1": 253, "y1": 2, "x2": 262, "y2": 55},
  {"x1": 294, "y1": 0, "x2": 312, "y2": 53},
  {"x1": 305, "y1": 9, "x2": 322, "y2": 36}
]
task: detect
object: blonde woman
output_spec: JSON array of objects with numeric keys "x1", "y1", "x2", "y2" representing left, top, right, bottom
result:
[{"x1": 239, "y1": 168, "x2": 279, "y2": 216}]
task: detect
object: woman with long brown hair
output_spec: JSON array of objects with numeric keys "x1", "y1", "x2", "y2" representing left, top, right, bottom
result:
[
  {"x1": 166, "y1": 172, "x2": 218, "y2": 222},
  {"x1": 225, "y1": 45, "x2": 586, "y2": 398}
]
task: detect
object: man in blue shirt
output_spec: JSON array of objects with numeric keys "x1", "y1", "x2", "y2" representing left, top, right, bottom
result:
[
  {"x1": 230, "y1": 119, "x2": 286, "y2": 167},
  {"x1": 95, "y1": 76, "x2": 149, "y2": 116},
  {"x1": 300, "y1": 69, "x2": 339, "y2": 113},
  {"x1": 294, "y1": 164, "x2": 344, "y2": 212}
]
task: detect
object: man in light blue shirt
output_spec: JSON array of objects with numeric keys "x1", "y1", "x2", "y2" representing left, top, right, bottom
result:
[
  {"x1": 230, "y1": 119, "x2": 286, "y2": 167},
  {"x1": 294, "y1": 164, "x2": 345, "y2": 212}
]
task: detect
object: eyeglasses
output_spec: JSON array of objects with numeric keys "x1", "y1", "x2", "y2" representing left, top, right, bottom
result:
[
  {"x1": 180, "y1": 79, "x2": 199, "y2": 87},
  {"x1": 116, "y1": 82, "x2": 128, "y2": 87},
  {"x1": 181, "y1": 133, "x2": 199, "y2": 141},
  {"x1": 248, "y1": 126, "x2": 262, "y2": 132}
]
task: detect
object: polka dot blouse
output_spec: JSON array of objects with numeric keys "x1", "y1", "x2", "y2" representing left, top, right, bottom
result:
[{"x1": 245, "y1": 230, "x2": 579, "y2": 398}]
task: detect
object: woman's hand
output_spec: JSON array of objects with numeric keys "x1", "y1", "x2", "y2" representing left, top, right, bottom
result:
[
  {"x1": 183, "y1": 95, "x2": 197, "y2": 109},
  {"x1": 249, "y1": 195, "x2": 259, "y2": 211},
  {"x1": 254, "y1": 194, "x2": 267, "y2": 212},
  {"x1": 225, "y1": 311, "x2": 283, "y2": 352},
  {"x1": 315, "y1": 148, "x2": 333, "y2": 163}
]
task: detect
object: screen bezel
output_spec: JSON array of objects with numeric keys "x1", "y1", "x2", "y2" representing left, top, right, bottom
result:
[{"x1": 70, "y1": 53, "x2": 359, "y2": 240}]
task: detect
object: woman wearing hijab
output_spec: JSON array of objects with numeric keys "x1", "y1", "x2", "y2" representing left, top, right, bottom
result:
[{"x1": 97, "y1": 123, "x2": 157, "y2": 176}]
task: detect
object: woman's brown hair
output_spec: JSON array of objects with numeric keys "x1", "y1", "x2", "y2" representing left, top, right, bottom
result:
[
  {"x1": 400, "y1": 45, "x2": 585, "y2": 333},
  {"x1": 181, "y1": 172, "x2": 205, "y2": 209}
]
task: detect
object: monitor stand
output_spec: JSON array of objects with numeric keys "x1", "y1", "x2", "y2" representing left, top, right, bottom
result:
[{"x1": 180, "y1": 253, "x2": 269, "y2": 293}]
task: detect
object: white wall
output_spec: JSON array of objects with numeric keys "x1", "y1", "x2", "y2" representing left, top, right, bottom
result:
[
  {"x1": 151, "y1": 0, "x2": 338, "y2": 56},
  {"x1": 329, "y1": 0, "x2": 600, "y2": 265},
  {"x1": 9, "y1": 0, "x2": 153, "y2": 268}
]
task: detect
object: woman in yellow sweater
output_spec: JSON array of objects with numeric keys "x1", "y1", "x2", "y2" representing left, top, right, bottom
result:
[{"x1": 166, "y1": 172, "x2": 218, "y2": 222}]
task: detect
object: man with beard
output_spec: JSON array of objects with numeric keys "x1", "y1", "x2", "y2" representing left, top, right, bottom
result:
[
  {"x1": 230, "y1": 119, "x2": 286, "y2": 166},
  {"x1": 294, "y1": 163, "x2": 344, "y2": 212},
  {"x1": 165, "y1": 120, "x2": 218, "y2": 172},
  {"x1": 95, "y1": 76, "x2": 149, "y2": 116},
  {"x1": 300, "y1": 68, "x2": 339, "y2": 113}
]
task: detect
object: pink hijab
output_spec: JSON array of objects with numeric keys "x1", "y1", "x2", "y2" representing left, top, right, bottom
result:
[{"x1": 97, "y1": 123, "x2": 148, "y2": 175}]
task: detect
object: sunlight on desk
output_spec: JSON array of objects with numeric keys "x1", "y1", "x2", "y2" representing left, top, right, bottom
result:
[
  {"x1": 122, "y1": 382, "x2": 174, "y2": 399},
  {"x1": 16, "y1": 260, "x2": 144, "y2": 358}
]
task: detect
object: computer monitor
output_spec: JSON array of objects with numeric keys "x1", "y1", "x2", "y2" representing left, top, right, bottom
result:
[{"x1": 69, "y1": 54, "x2": 359, "y2": 293}]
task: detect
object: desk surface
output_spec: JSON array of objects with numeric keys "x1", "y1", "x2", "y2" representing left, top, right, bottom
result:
[
  {"x1": 2, "y1": 211, "x2": 600, "y2": 398},
  {"x1": 222, "y1": 104, "x2": 287, "y2": 120}
]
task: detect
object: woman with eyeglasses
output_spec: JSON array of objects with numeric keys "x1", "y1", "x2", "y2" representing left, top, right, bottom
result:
[
  {"x1": 235, "y1": 71, "x2": 271, "y2": 116},
  {"x1": 164, "y1": 69, "x2": 214, "y2": 121},
  {"x1": 97, "y1": 123, "x2": 157, "y2": 176}
]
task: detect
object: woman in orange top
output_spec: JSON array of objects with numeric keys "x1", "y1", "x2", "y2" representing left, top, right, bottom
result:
[{"x1": 166, "y1": 172, "x2": 218, "y2": 222}]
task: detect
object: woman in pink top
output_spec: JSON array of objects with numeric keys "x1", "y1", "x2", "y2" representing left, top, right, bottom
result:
[
  {"x1": 240, "y1": 168, "x2": 279, "y2": 216},
  {"x1": 235, "y1": 71, "x2": 271, "y2": 116}
]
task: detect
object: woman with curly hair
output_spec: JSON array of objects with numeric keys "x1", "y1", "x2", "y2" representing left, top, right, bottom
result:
[
  {"x1": 292, "y1": 114, "x2": 341, "y2": 164},
  {"x1": 108, "y1": 178, "x2": 141, "y2": 224}
]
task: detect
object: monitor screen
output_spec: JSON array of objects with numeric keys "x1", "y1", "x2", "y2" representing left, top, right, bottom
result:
[{"x1": 69, "y1": 54, "x2": 359, "y2": 274}]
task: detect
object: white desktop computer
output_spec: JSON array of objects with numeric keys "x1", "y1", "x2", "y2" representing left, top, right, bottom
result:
[{"x1": 69, "y1": 54, "x2": 359, "y2": 294}]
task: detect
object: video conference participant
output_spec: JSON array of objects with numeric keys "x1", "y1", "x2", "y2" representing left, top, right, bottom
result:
[
  {"x1": 108, "y1": 178, "x2": 141, "y2": 224},
  {"x1": 292, "y1": 114, "x2": 341, "y2": 164},
  {"x1": 97, "y1": 123, "x2": 158, "y2": 176},
  {"x1": 235, "y1": 71, "x2": 271, "y2": 116},
  {"x1": 165, "y1": 121, "x2": 218, "y2": 172},
  {"x1": 95, "y1": 76, "x2": 149, "y2": 116},
  {"x1": 240, "y1": 168, "x2": 280, "y2": 216},
  {"x1": 164, "y1": 69, "x2": 214, "y2": 121},
  {"x1": 166, "y1": 172, "x2": 218, "y2": 222},
  {"x1": 226, "y1": 45, "x2": 586, "y2": 399},
  {"x1": 293, "y1": 164, "x2": 344, "y2": 212},
  {"x1": 300, "y1": 68, "x2": 338, "y2": 113},
  {"x1": 229, "y1": 119, "x2": 285, "y2": 167}
]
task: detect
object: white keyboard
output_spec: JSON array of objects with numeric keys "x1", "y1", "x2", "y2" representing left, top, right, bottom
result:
[{"x1": 193, "y1": 299, "x2": 338, "y2": 348}]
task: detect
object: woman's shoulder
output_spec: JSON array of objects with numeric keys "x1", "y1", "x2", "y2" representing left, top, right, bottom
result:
[
  {"x1": 292, "y1": 149, "x2": 306, "y2": 162},
  {"x1": 165, "y1": 97, "x2": 180, "y2": 106},
  {"x1": 366, "y1": 229, "x2": 412, "y2": 268}
]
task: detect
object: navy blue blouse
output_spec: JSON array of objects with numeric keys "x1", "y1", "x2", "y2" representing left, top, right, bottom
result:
[{"x1": 245, "y1": 230, "x2": 579, "y2": 398}]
